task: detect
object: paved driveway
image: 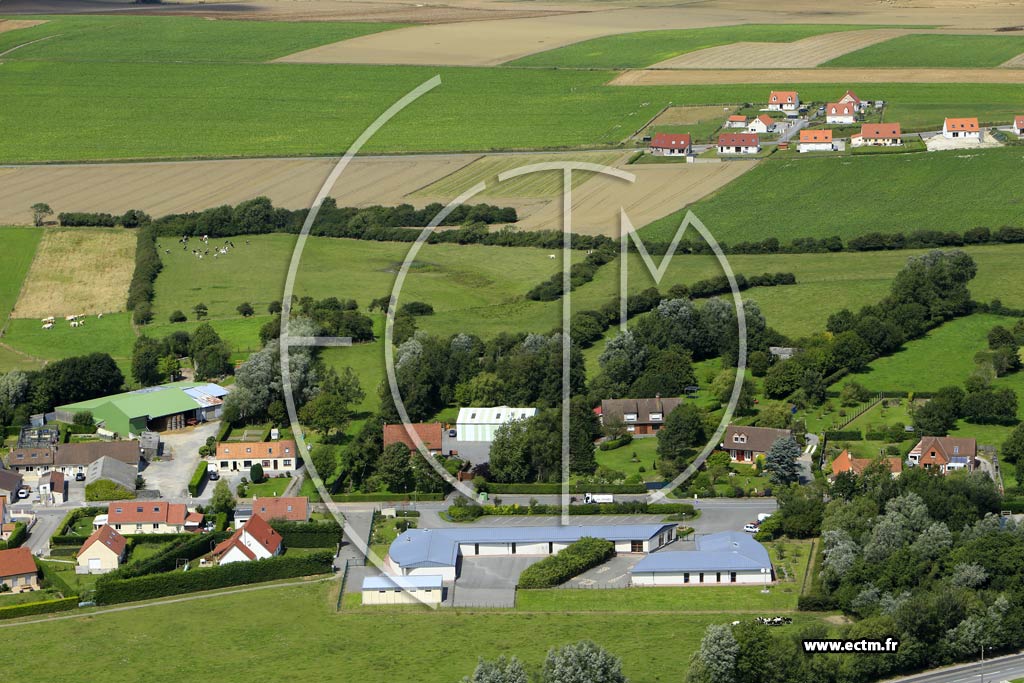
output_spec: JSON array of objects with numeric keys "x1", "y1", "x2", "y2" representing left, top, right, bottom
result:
[
  {"x1": 141, "y1": 421, "x2": 220, "y2": 502},
  {"x1": 564, "y1": 554, "x2": 641, "y2": 589},
  {"x1": 452, "y1": 556, "x2": 541, "y2": 607}
]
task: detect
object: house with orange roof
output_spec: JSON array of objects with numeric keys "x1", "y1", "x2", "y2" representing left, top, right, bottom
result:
[
  {"x1": 837, "y1": 90, "x2": 865, "y2": 111},
  {"x1": 908, "y1": 436, "x2": 976, "y2": 474},
  {"x1": 747, "y1": 114, "x2": 775, "y2": 134},
  {"x1": 798, "y1": 129, "x2": 835, "y2": 153},
  {"x1": 213, "y1": 514, "x2": 283, "y2": 565},
  {"x1": 215, "y1": 439, "x2": 298, "y2": 473},
  {"x1": 718, "y1": 133, "x2": 760, "y2": 155},
  {"x1": 768, "y1": 91, "x2": 799, "y2": 112},
  {"x1": 1014, "y1": 116, "x2": 1024, "y2": 137},
  {"x1": 649, "y1": 132, "x2": 692, "y2": 157},
  {"x1": 77, "y1": 525, "x2": 127, "y2": 573},
  {"x1": 850, "y1": 123, "x2": 902, "y2": 147},
  {"x1": 383, "y1": 423, "x2": 443, "y2": 455},
  {"x1": 825, "y1": 102, "x2": 856, "y2": 125},
  {"x1": 725, "y1": 114, "x2": 747, "y2": 129},
  {"x1": 942, "y1": 117, "x2": 981, "y2": 141},
  {"x1": 104, "y1": 500, "x2": 204, "y2": 534},
  {"x1": 235, "y1": 496, "x2": 310, "y2": 526},
  {"x1": 828, "y1": 449, "x2": 901, "y2": 480},
  {"x1": 0, "y1": 546, "x2": 37, "y2": 592}
]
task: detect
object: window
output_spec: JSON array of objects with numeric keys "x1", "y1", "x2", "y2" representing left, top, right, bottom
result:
[
  {"x1": 474, "y1": 543, "x2": 479, "y2": 555},
  {"x1": 470, "y1": 413, "x2": 476, "y2": 419},
  {"x1": 650, "y1": 413, "x2": 663, "y2": 422},
  {"x1": 283, "y1": 459, "x2": 292, "y2": 467},
  {"x1": 223, "y1": 448, "x2": 230, "y2": 454},
  {"x1": 136, "y1": 507, "x2": 144, "y2": 513},
  {"x1": 511, "y1": 543, "x2": 517, "y2": 555},
  {"x1": 262, "y1": 460, "x2": 270, "y2": 467},
  {"x1": 684, "y1": 573, "x2": 690, "y2": 584},
  {"x1": 630, "y1": 540, "x2": 643, "y2": 553},
  {"x1": 287, "y1": 505, "x2": 293, "y2": 512},
  {"x1": 716, "y1": 572, "x2": 721, "y2": 583},
  {"x1": 245, "y1": 447, "x2": 252, "y2": 453},
  {"x1": 495, "y1": 413, "x2": 501, "y2": 420},
  {"x1": 153, "y1": 506, "x2": 159, "y2": 512},
  {"x1": 135, "y1": 524, "x2": 143, "y2": 531},
  {"x1": 152, "y1": 523, "x2": 159, "y2": 529},
  {"x1": 284, "y1": 448, "x2": 291, "y2": 454},
  {"x1": 730, "y1": 572, "x2": 737, "y2": 583},
  {"x1": 268, "y1": 447, "x2": 273, "y2": 454},
  {"x1": 699, "y1": 572, "x2": 705, "y2": 583},
  {"x1": 243, "y1": 460, "x2": 252, "y2": 468},
  {"x1": 115, "y1": 524, "x2": 122, "y2": 530},
  {"x1": 378, "y1": 589, "x2": 386, "y2": 593},
  {"x1": 548, "y1": 542, "x2": 554, "y2": 554},
  {"x1": 15, "y1": 454, "x2": 22, "y2": 460},
  {"x1": 624, "y1": 413, "x2": 637, "y2": 422},
  {"x1": 115, "y1": 507, "x2": 123, "y2": 513}
]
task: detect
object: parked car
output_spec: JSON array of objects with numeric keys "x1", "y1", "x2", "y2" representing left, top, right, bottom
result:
[
  {"x1": 75, "y1": 472, "x2": 86, "y2": 482},
  {"x1": 208, "y1": 470, "x2": 220, "y2": 481},
  {"x1": 17, "y1": 487, "x2": 30, "y2": 499},
  {"x1": 448, "y1": 429, "x2": 457, "y2": 438},
  {"x1": 743, "y1": 523, "x2": 759, "y2": 533}
]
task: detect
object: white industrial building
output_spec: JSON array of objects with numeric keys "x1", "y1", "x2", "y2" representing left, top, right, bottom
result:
[
  {"x1": 629, "y1": 531, "x2": 772, "y2": 587},
  {"x1": 361, "y1": 575, "x2": 444, "y2": 605},
  {"x1": 385, "y1": 523, "x2": 679, "y2": 581},
  {"x1": 455, "y1": 406, "x2": 537, "y2": 442}
]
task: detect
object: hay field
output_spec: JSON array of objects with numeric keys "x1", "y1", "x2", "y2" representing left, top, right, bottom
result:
[
  {"x1": 13, "y1": 228, "x2": 136, "y2": 319},
  {"x1": 0, "y1": 19, "x2": 46, "y2": 35},
  {"x1": 612, "y1": 67, "x2": 1024, "y2": 85},
  {"x1": 650, "y1": 28, "x2": 911, "y2": 69},
  {"x1": 0, "y1": 156, "x2": 477, "y2": 225}
]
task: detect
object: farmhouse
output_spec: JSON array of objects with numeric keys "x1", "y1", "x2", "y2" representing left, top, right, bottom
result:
[
  {"x1": 599, "y1": 396, "x2": 682, "y2": 435},
  {"x1": 725, "y1": 115, "x2": 747, "y2": 129},
  {"x1": 942, "y1": 117, "x2": 981, "y2": 141},
  {"x1": 850, "y1": 123, "x2": 903, "y2": 147},
  {"x1": 0, "y1": 469, "x2": 23, "y2": 503},
  {"x1": 798, "y1": 129, "x2": 835, "y2": 153},
  {"x1": 385, "y1": 523, "x2": 678, "y2": 582},
  {"x1": 746, "y1": 114, "x2": 774, "y2": 134},
  {"x1": 213, "y1": 515, "x2": 283, "y2": 565},
  {"x1": 1014, "y1": 116, "x2": 1024, "y2": 136},
  {"x1": 722, "y1": 425, "x2": 792, "y2": 463},
  {"x1": 236, "y1": 496, "x2": 310, "y2": 525},
  {"x1": 215, "y1": 439, "x2": 298, "y2": 473},
  {"x1": 829, "y1": 449, "x2": 901, "y2": 480},
  {"x1": 7, "y1": 440, "x2": 142, "y2": 480},
  {"x1": 908, "y1": 436, "x2": 976, "y2": 474},
  {"x1": 824, "y1": 102, "x2": 856, "y2": 125},
  {"x1": 0, "y1": 546, "x2": 38, "y2": 592},
  {"x1": 717, "y1": 133, "x2": 760, "y2": 155},
  {"x1": 455, "y1": 406, "x2": 537, "y2": 442},
  {"x1": 630, "y1": 532, "x2": 772, "y2": 586},
  {"x1": 649, "y1": 132, "x2": 691, "y2": 156},
  {"x1": 362, "y1": 575, "x2": 443, "y2": 605},
  {"x1": 55, "y1": 381, "x2": 228, "y2": 437},
  {"x1": 767, "y1": 90, "x2": 799, "y2": 112},
  {"x1": 383, "y1": 423, "x2": 443, "y2": 455},
  {"x1": 76, "y1": 524, "x2": 127, "y2": 573},
  {"x1": 104, "y1": 500, "x2": 204, "y2": 534},
  {"x1": 37, "y1": 471, "x2": 66, "y2": 505}
]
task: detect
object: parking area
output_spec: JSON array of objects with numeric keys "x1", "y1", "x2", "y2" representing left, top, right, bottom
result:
[
  {"x1": 563, "y1": 553, "x2": 644, "y2": 589},
  {"x1": 452, "y1": 556, "x2": 542, "y2": 607},
  {"x1": 140, "y1": 421, "x2": 220, "y2": 501}
]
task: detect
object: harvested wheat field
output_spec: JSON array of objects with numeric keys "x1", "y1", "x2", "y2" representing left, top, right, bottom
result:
[
  {"x1": 650, "y1": 28, "x2": 911, "y2": 69},
  {"x1": 1000, "y1": 52, "x2": 1024, "y2": 67},
  {"x1": 0, "y1": 155, "x2": 478, "y2": 225},
  {"x1": 13, "y1": 228, "x2": 136, "y2": 319},
  {"x1": 647, "y1": 105, "x2": 736, "y2": 126},
  {"x1": 518, "y1": 160, "x2": 758, "y2": 236},
  {"x1": 612, "y1": 67, "x2": 1024, "y2": 85},
  {"x1": 0, "y1": 19, "x2": 46, "y2": 34}
]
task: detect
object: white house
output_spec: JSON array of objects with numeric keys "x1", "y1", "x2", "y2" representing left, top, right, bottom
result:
[
  {"x1": 38, "y1": 471, "x2": 66, "y2": 505},
  {"x1": 212, "y1": 515, "x2": 283, "y2": 565},
  {"x1": 76, "y1": 524, "x2": 127, "y2": 574},
  {"x1": 824, "y1": 102, "x2": 856, "y2": 125},
  {"x1": 850, "y1": 123, "x2": 903, "y2": 147},
  {"x1": 798, "y1": 129, "x2": 835, "y2": 153},
  {"x1": 717, "y1": 133, "x2": 760, "y2": 155},
  {"x1": 943, "y1": 117, "x2": 981, "y2": 140},
  {"x1": 630, "y1": 531, "x2": 772, "y2": 586},
  {"x1": 746, "y1": 114, "x2": 775, "y2": 134},
  {"x1": 838, "y1": 90, "x2": 865, "y2": 112},
  {"x1": 724, "y1": 115, "x2": 747, "y2": 129},
  {"x1": 105, "y1": 500, "x2": 204, "y2": 534},
  {"x1": 1014, "y1": 116, "x2": 1024, "y2": 136},
  {"x1": 215, "y1": 439, "x2": 298, "y2": 473},
  {"x1": 361, "y1": 575, "x2": 443, "y2": 605},
  {"x1": 768, "y1": 91, "x2": 799, "y2": 112},
  {"x1": 455, "y1": 406, "x2": 537, "y2": 442},
  {"x1": 649, "y1": 132, "x2": 691, "y2": 156}
]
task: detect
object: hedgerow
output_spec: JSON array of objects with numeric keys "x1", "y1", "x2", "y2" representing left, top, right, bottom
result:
[{"x1": 517, "y1": 537, "x2": 615, "y2": 589}]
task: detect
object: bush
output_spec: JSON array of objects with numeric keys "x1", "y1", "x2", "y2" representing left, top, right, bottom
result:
[
  {"x1": 249, "y1": 463, "x2": 265, "y2": 484},
  {"x1": 517, "y1": 537, "x2": 615, "y2": 589},
  {"x1": 104, "y1": 532, "x2": 231, "y2": 581},
  {"x1": 0, "y1": 596, "x2": 79, "y2": 620},
  {"x1": 268, "y1": 520, "x2": 343, "y2": 548},
  {"x1": 126, "y1": 225, "x2": 162, "y2": 321},
  {"x1": 823, "y1": 430, "x2": 863, "y2": 441},
  {"x1": 330, "y1": 492, "x2": 445, "y2": 503},
  {"x1": 598, "y1": 434, "x2": 633, "y2": 451},
  {"x1": 0, "y1": 522, "x2": 27, "y2": 550},
  {"x1": 798, "y1": 594, "x2": 839, "y2": 611},
  {"x1": 93, "y1": 551, "x2": 335, "y2": 605},
  {"x1": 188, "y1": 461, "x2": 208, "y2": 497},
  {"x1": 447, "y1": 502, "x2": 485, "y2": 522},
  {"x1": 394, "y1": 510, "x2": 421, "y2": 518},
  {"x1": 86, "y1": 479, "x2": 136, "y2": 501}
]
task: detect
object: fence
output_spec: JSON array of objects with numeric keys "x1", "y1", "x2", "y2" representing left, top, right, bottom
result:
[
  {"x1": 335, "y1": 557, "x2": 366, "y2": 611},
  {"x1": 832, "y1": 393, "x2": 883, "y2": 431}
]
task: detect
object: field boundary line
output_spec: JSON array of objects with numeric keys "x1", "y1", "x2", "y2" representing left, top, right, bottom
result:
[
  {"x1": 403, "y1": 154, "x2": 483, "y2": 196},
  {"x1": 2, "y1": 228, "x2": 46, "y2": 338},
  {"x1": 0, "y1": 33, "x2": 61, "y2": 58},
  {"x1": 799, "y1": 538, "x2": 817, "y2": 596}
]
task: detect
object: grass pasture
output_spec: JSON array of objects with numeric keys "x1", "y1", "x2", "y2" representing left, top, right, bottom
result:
[
  {"x1": 2, "y1": 313, "x2": 136, "y2": 364},
  {"x1": 0, "y1": 227, "x2": 41, "y2": 327},
  {"x1": 824, "y1": 34, "x2": 1024, "y2": 68},
  {"x1": 637, "y1": 147, "x2": 1024, "y2": 247},
  {"x1": 507, "y1": 24, "x2": 901, "y2": 69},
  {"x1": 13, "y1": 227, "x2": 135, "y2": 319}
]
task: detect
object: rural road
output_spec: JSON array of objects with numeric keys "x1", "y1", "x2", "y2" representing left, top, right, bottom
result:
[
  {"x1": 886, "y1": 650, "x2": 1024, "y2": 683},
  {"x1": 799, "y1": 433, "x2": 819, "y2": 484}
]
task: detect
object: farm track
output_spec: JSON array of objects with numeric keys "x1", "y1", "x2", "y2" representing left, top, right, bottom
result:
[{"x1": 612, "y1": 67, "x2": 1024, "y2": 85}]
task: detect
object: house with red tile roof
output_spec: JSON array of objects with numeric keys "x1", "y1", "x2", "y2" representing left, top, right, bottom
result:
[
  {"x1": 213, "y1": 514, "x2": 283, "y2": 565},
  {"x1": 717, "y1": 133, "x2": 760, "y2": 155},
  {"x1": 768, "y1": 91, "x2": 799, "y2": 112},
  {"x1": 1014, "y1": 116, "x2": 1024, "y2": 136},
  {"x1": 77, "y1": 525, "x2": 127, "y2": 573},
  {"x1": 798, "y1": 129, "x2": 834, "y2": 153},
  {"x1": 105, "y1": 500, "x2": 204, "y2": 534},
  {"x1": 383, "y1": 423, "x2": 443, "y2": 455},
  {"x1": 215, "y1": 439, "x2": 298, "y2": 473},
  {"x1": 829, "y1": 449, "x2": 901, "y2": 480},
  {"x1": 908, "y1": 436, "x2": 976, "y2": 474},
  {"x1": 0, "y1": 546, "x2": 37, "y2": 592},
  {"x1": 850, "y1": 123, "x2": 902, "y2": 147},
  {"x1": 649, "y1": 132, "x2": 692, "y2": 156},
  {"x1": 243, "y1": 496, "x2": 310, "y2": 524},
  {"x1": 725, "y1": 114, "x2": 747, "y2": 129},
  {"x1": 838, "y1": 90, "x2": 864, "y2": 111},
  {"x1": 943, "y1": 117, "x2": 981, "y2": 141},
  {"x1": 747, "y1": 114, "x2": 775, "y2": 134},
  {"x1": 825, "y1": 102, "x2": 856, "y2": 125}
]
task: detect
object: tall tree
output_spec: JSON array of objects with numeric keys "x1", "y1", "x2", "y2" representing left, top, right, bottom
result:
[
  {"x1": 30, "y1": 202, "x2": 53, "y2": 226},
  {"x1": 657, "y1": 403, "x2": 706, "y2": 463},
  {"x1": 539, "y1": 641, "x2": 625, "y2": 683},
  {"x1": 131, "y1": 335, "x2": 165, "y2": 387},
  {"x1": 377, "y1": 443, "x2": 414, "y2": 493},
  {"x1": 764, "y1": 436, "x2": 801, "y2": 486},
  {"x1": 569, "y1": 397, "x2": 599, "y2": 476},
  {"x1": 489, "y1": 418, "x2": 533, "y2": 483},
  {"x1": 462, "y1": 656, "x2": 528, "y2": 683},
  {"x1": 687, "y1": 624, "x2": 739, "y2": 683}
]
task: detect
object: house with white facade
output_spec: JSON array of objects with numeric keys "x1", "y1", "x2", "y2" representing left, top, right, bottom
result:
[
  {"x1": 798, "y1": 129, "x2": 835, "y2": 153},
  {"x1": 77, "y1": 524, "x2": 127, "y2": 573},
  {"x1": 104, "y1": 500, "x2": 204, "y2": 534},
  {"x1": 824, "y1": 102, "x2": 856, "y2": 124},
  {"x1": 215, "y1": 439, "x2": 298, "y2": 474},
  {"x1": 942, "y1": 117, "x2": 981, "y2": 141},
  {"x1": 455, "y1": 406, "x2": 537, "y2": 442},
  {"x1": 630, "y1": 531, "x2": 772, "y2": 586},
  {"x1": 850, "y1": 123, "x2": 903, "y2": 147},
  {"x1": 747, "y1": 114, "x2": 775, "y2": 134},
  {"x1": 767, "y1": 91, "x2": 799, "y2": 112},
  {"x1": 724, "y1": 115, "x2": 747, "y2": 129},
  {"x1": 212, "y1": 514, "x2": 283, "y2": 565},
  {"x1": 362, "y1": 575, "x2": 443, "y2": 605},
  {"x1": 649, "y1": 132, "x2": 692, "y2": 156},
  {"x1": 1014, "y1": 116, "x2": 1024, "y2": 136},
  {"x1": 717, "y1": 133, "x2": 760, "y2": 155}
]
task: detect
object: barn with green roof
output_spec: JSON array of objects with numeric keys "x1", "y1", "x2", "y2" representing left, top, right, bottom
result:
[{"x1": 55, "y1": 382, "x2": 228, "y2": 437}]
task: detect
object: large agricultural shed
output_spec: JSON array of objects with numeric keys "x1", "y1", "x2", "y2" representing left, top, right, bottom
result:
[
  {"x1": 629, "y1": 532, "x2": 772, "y2": 586},
  {"x1": 55, "y1": 382, "x2": 228, "y2": 437},
  {"x1": 385, "y1": 523, "x2": 679, "y2": 581}
]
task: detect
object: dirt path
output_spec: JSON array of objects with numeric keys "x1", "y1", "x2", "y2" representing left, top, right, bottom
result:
[{"x1": 612, "y1": 67, "x2": 1024, "y2": 86}]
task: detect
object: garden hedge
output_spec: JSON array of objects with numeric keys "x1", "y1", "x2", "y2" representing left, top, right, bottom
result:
[
  {"x1": 447, "y1": 501, "x2": 695, "y2": 520},
  {"x1": 54, "y1": 506, "x2": 106, "y2": 537},
  {"x1": 0, "y1": 596, "x2": 79, "y2": 620},
  {"x1": 104, "y1": 532, "x2": 231, "y2": 581},
  {"x1": 479, "y1": 483, "x2": 648, "y2": 495},
  {"x1": 188, "y1": 461, "x2": 208, "y2": 497},
  {"x1": 94, "y1": 550, "x2": 335, "y2": 605},
  {"x1": 0, "y1": 522, "x2": 27, "y2": 550},
  {"x1": 269, "y1": 520, "x2": 343, "y2": 548},
  {"x1": 517, "y1": 537, "x2": 614, "y2": 589},
  {"x1": 330, "y1": 492, "x2": 444, "y2": 503},
  {"x1": 823, "y1": 430, "x2": 863, "y2": 441},
  {"x1": 37, "y1": 561, "x2": 79, "y2": 597},
  {"x1": 394, "y1": 510, "x2": 421, "y2": 518}
]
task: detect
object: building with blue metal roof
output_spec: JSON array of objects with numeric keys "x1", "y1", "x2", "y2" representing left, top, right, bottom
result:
[
  {"x1": 385, "y1": 523, "x2": 679, "y2": 581},
  {"x1": 630, "y1": 531, "x2": 772, "y2": 587}
]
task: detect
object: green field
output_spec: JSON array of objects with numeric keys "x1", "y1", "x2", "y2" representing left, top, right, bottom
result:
[
  {"x1": 4, "y1": 580, "x2": 833, "y2": 683},
  {"x1": 833, "y1": 314, "x2": 1011, "y2": 393},
  {"x1": 2, "y1": 313, "x2": 136, "y2": 364},
  {"x1": 0, "y1": 15, "x2": 402, "y2": 63},
  {"x1": 638, "y1": 148, "x2": 1024, "y2": 246},
  {"x1": 0, "y1": 227, "x2": 41, "y2": 327},
  {"x1": 508, "y1": 24, "x2": 908, "y2": 69},
  {"x1": 824, "y1": 34, "x2": 1024, "y2": 68}
]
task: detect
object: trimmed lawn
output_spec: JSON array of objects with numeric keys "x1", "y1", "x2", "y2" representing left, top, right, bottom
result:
[
  {"x1": 70, "y1": 515, "x2": 97, "y2": 536},
  {"x1": 824, "y1": 34, "x2": 1024, "y2": 68},
  {"x1": 245, "y1": 477, "x2": 293, "y2": 498},
  {"x1": 39, "y1": 560, "x2": 100, "y2": 595},
  {"x1": 2, "y1": 312, "x2": 135, "y2": 364},
  {"x1": 594, "y1": 437, "x2": 660, "y2": 481},
  {"x1": 126, "y1": 542, "x2": 175, "y2": 564},
  {"x1": 0, "y1": 587, "x2": 64, "y2": 606},
  {"x1": 0, "y1": 227, "x2": 42, "y2": 326}
]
